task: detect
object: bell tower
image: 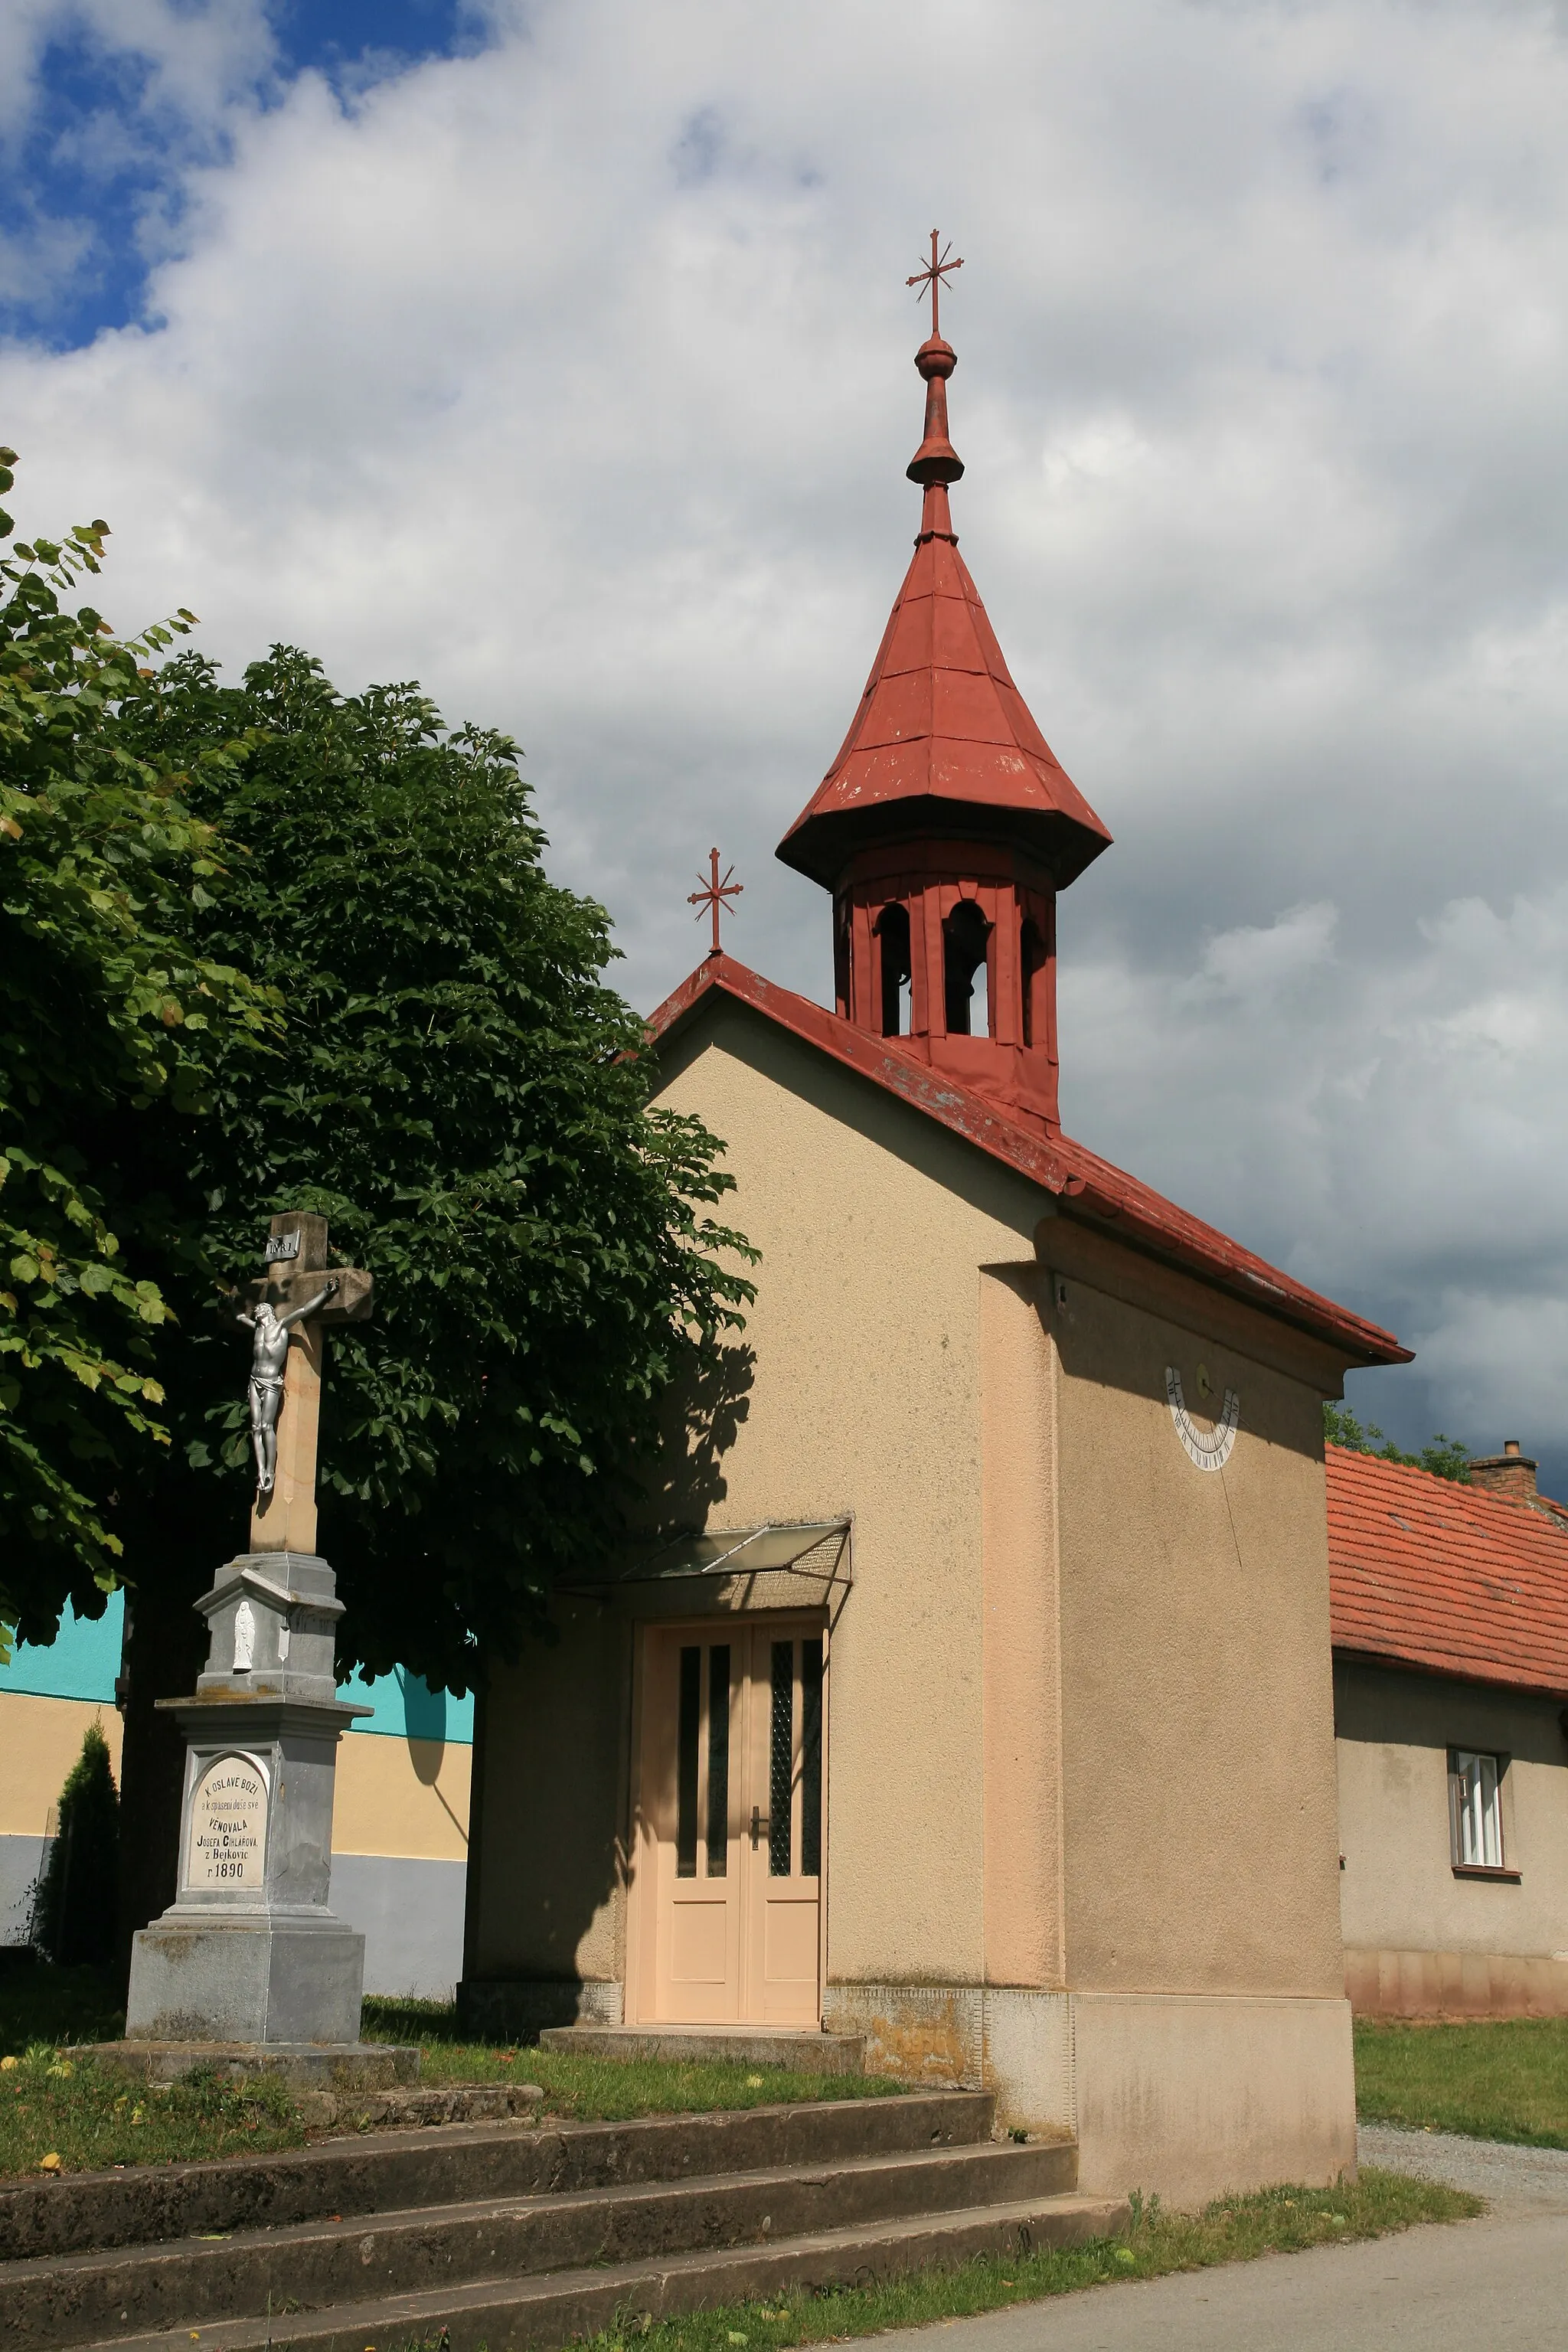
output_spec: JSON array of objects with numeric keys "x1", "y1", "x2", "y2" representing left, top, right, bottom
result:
[{"x1": 776, "y1": 237, "x2": 1111, "y2": 1137}]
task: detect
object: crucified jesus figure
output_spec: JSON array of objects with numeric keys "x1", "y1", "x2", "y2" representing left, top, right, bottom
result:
[{"x1": 237, "y1": 1280, "x2": 338, "y2": 1494}]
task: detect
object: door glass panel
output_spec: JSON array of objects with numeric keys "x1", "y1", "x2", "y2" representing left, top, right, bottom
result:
[
  {"x1": 769, "y1": 1639, "x2": 794, "y2": 1877},
  {"x1": 800, "y1": 1636, "x2": 823, "y2": 1877},
  {"x1": 706, "y1": 1645, "x2": 730, "y2": 1876},
  {"x1": 676, "y1": 1645, "x2": 701, "y2": 1878}
]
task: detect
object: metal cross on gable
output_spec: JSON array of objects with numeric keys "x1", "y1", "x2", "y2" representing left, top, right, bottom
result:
[
  {"x1": 688, "y1": 847, "x2": 743, "y2": 955},
  {"x1": 906, "y1": 228, "x2": 964, "y2": 340}
]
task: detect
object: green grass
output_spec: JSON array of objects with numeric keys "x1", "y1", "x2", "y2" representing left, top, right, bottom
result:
[
  {"x1": 0, "y1": 1974, "x2": 902, "y2": 2177},
  {"x1": 562, "y1": 2170, "x2": 1478, "y2": 2352},
  {"x1": 1355, "y1": 2015, "x2": 1568, "y2": 2149},
  {"x1": 0, "y1": 2043, "x2": 305, "y2": 2178},
  {"x1": 361, "y1": 1996, "x2": 906, "y2": 2121}
]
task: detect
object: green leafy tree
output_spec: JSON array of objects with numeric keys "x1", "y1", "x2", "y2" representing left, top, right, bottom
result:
[
  {"x1": 113, "y1": 646, "x2": 752, "y2": 1695},
  {"x1": 1322, "y1": 1403, "x2": 1472, "y2": 1483},
  {"x1": 94, "y1": 639, "x2": 750, "y2": 1952},
  {"x1": 0, "y1": 454, "x2": 274, "y2": 1658},
  {"x1": 30, "y1": 1720, "x2": 120, "y2": 1968}
]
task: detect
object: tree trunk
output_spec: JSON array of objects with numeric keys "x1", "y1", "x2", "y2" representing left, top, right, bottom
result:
[{"x1": 114, "y1": 1560, "x2": 211, "y2": 1991}]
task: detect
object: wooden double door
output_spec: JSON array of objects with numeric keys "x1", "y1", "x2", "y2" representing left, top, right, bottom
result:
[{"x1": 632, "y1": 1619, "x2": 825, "y2": 2026}]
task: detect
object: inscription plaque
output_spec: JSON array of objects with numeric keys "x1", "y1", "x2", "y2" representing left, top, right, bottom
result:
[{"x1": 185, "y1": 1753, "x2": 269, "y2": 1889}]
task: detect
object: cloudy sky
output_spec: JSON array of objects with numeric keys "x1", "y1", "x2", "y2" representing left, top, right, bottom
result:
[{"x1": 4, "y1": 0, "x2": 1566, "y2": 1477}]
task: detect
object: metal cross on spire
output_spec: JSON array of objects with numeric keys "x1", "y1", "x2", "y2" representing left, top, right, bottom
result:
[
  {"x1": 688, "y1": 847, "x2": 743, "y2": 955},
  {"x1": 906, "y1": 229, "x2": 964, "y2": 340}
]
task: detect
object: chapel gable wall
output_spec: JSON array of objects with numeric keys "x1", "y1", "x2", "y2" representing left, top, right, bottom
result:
[{"x1": 648, "y1": 1004, "x2": 1050, "y2": 1989}]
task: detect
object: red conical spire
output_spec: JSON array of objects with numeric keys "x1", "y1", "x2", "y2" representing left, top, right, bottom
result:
[
  {"x1": 775, "y1": 240, "x2": 1112, "y2": 1138},
  {"x1": 776, "y1": 241, "x2": 1111, "y2": 893}
]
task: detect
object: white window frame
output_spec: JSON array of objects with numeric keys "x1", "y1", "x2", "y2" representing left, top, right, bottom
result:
[{"x1": 1449, "y1": 1747, "x2": 1505, "y2": 1872}]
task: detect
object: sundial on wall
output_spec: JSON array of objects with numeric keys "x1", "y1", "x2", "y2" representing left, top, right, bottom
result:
[{"x1": 1166, "y1": 1364, "x2": 1240, "y2": 1472}]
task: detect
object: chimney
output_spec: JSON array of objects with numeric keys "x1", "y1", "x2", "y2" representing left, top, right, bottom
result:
[{"x1": 1467, "y1": 1439, "x2": 1540, "y2": 1503}]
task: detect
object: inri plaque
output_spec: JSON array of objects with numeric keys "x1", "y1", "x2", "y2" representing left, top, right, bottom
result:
[{"x1": 185, "y1": 1753, "x2": 269, "y2": 1889}]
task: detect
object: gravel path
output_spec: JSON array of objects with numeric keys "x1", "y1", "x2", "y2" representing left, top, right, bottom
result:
[{"x1": 1357, "y1": 2120, "x2": 1568, "y2": 2210}]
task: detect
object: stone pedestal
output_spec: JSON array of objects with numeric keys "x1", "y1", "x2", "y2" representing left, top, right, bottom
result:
[{"x1": 125, "y1": 1550, "x2": 374, "y2": 2050}]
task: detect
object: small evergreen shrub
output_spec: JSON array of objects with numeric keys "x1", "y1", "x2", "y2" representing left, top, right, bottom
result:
[{"x1": 31, "y1": 1724, "x2": 119, "y2": 1968}]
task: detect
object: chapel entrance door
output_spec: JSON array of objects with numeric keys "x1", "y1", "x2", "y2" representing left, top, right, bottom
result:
[{"x1": 636, "y1": 1620, "x2": 825, "y2": 2027}]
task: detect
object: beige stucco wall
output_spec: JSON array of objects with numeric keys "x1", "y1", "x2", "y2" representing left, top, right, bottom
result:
[
  {"x1": 647, "y1": 1002, "x2": 1053, "y2": 1991},
  {"x1": 468, "y1": 991, "x2": 1358, "y2": 2192},
  {"x1": 1336, "y1": 1659, "x2": 1568, "y2": 2014},
  {"x1": 1048, "y1": 1271, "x2": 1347, "y2": 1999}
]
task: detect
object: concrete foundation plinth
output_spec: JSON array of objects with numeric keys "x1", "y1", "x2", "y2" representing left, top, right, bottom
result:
[
  {"x1": 125, "y1": 1913, "x2": 368, "y2": 2047},
  {"x1": 81, "y1": 2037, "x2": 421, "y2": 2089}
]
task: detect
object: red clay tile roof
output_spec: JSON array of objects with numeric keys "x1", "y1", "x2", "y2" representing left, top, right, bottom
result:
[
  {"x1": 648, "y1": 953, "x2": 1408, "y2": 1368},
  {"x1": 1328, "y1": 1444, "x2": 1568, "y2": 1698}
]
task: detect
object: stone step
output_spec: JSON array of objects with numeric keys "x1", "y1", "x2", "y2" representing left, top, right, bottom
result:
[
  {"x1": 0, "y1": 2092, "x2": 992, "y2": 2264},
  {"x1": 539, "y1": 2025, "x2": 866, "y2": 2073},
  {"x1": 6, "y1": 2140, "x2": 1073, "y2": 2350},
  {"x1": 67, "y1": 2190, "x2": 1125, "y2": 2352}
]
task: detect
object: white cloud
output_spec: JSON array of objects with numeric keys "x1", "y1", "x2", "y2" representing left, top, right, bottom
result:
[{"x1": 4, "y1": 0, "x2": 1568, "y2": 1470}]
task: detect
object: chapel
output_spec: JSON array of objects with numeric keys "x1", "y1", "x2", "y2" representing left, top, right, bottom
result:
[{"x1": 460, "y1": 266, "x2": 1411, "y2": 2201}]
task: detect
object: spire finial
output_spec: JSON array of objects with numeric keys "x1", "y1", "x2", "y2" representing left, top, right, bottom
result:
[
  {"x1": 906, "y1": 230, "x2": 964, "y2": 341},
  {"x1": 688, "y1": 847, "x2": 743, "y2": 956},
  {"x1": 904, "y1": 230, "x2": 965, "y2": 534}
]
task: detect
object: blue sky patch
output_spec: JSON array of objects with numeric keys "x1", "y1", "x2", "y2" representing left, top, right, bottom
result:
[{"x1": 0, "y1": 0, "x2": 480, "y2": 351}]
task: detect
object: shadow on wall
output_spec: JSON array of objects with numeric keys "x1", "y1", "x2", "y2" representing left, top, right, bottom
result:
[
  {"x1": 462, "y1": 1339, "x2": 758, "y2": 2037},
  {"x1": 397, "y1": 1668, "x2": 447, "y2": 1785},
  {"x1": 631, "y1": 1338, "x2": 757, "y2": 1540}
]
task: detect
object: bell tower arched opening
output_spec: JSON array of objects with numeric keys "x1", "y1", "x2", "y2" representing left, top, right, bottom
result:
[
  {"x1": 943, "y1": 900, "x2": 991, "y2": 1037},
  {"x1": 876, "y1": 903, "x2": 913, "y2": 1037},
  {"x1": 1020, "y1": 915, "x2": 1048, "y2": 1053}
]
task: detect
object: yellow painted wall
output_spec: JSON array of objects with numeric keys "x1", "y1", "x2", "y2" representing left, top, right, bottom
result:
[
  {"x1": 0, "y1": 1688, "x2": 469, "y2": 1863},
  {"x1": 332, "y1": 1732, "x2": 471, "y2": 1860},
  {"x1": 0, "y1": 1693, "x2": 123, "y2": 1838}
]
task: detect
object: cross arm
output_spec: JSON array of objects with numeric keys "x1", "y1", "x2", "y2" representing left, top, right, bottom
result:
[{"x1": 242, "y1": 1266, "x2": 375, "y2": 1323}]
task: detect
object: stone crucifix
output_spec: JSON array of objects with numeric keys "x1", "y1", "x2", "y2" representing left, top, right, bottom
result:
[{"x1": 237, "y1": 1213, "x2": 372, "y2": 1555}]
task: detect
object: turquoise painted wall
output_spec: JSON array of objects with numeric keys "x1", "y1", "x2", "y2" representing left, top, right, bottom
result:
[{"x1": 0, "y1": 1592, "x2": 473, "y2": 1743}]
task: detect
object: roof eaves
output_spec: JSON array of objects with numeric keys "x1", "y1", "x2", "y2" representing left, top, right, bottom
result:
[
  {"x1": 648, "y1": 957, "x2": 1409, "y2": 1367},
  {"x1": 1332, "y1": 1638, "x2": 1568, "y2": 1706}
]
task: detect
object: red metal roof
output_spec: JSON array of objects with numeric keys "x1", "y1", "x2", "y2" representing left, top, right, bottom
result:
[
  {"x1": 1328, "y1": 1445, "x2": 1568, "y2": 1698},
  {"x1": 648, "y1": 952, "x2": 1408, "y2": 1369},
  {"x1": 776, "y1": 331, "x2": 1112, "y2": 893}
]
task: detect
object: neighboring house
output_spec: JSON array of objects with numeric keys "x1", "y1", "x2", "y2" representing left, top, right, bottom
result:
[
  {"x1": 1331, "y1": 1441, "x2": 1568, "y2": 2017},
  {"x1": 0, "y1": 1593, "x2": 471, "y2": 1998}
]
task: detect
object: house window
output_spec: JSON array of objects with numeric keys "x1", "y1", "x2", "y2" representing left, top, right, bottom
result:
[{"x1": 1449, "y1": 1749, "x2": 1504, "y2": 1870}]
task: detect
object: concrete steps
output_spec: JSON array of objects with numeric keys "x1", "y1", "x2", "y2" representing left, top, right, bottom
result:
[{"x1": 1, "y1": 2092, "x2": 1125, "y2": 2352}]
